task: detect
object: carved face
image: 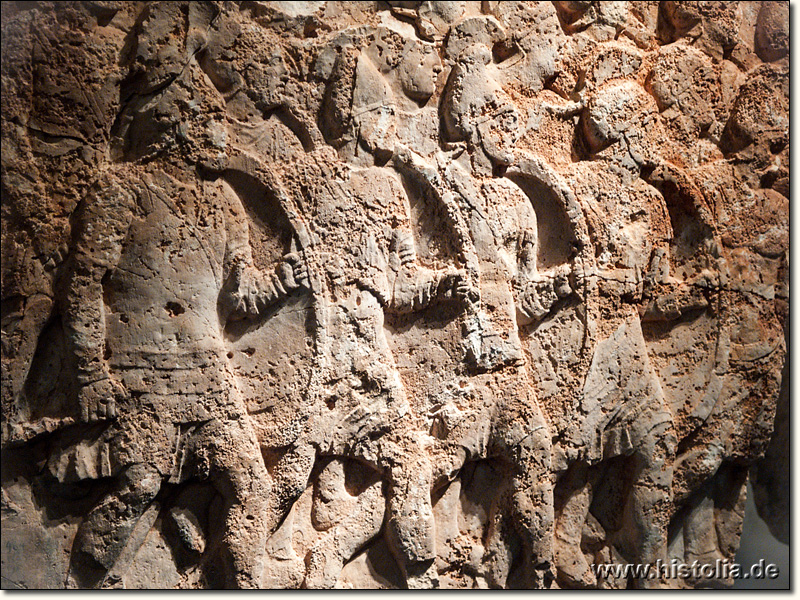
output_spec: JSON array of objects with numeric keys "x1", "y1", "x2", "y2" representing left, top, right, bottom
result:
[
  {"x1": 442, "y1": 45, "x2": 521, "y2": 167},
  {"x1": 398, "y1": 42, "x2": 441, "y2": 101},
  {"x1": 477, "y1": 102, "x2": 521, "y2": 167},
  {"x1": 582, "y1": 80, "x2": 657, "y2": 157}
]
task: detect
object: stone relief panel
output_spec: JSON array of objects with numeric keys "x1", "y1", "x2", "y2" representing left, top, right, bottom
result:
[{"x1": 1, "y1": 1, "x2": 788, "y2": 589}]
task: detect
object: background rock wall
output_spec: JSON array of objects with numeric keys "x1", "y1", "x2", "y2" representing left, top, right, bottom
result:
[{"x1": 1, "y1": 1, "x2": 789, "y2": 589}]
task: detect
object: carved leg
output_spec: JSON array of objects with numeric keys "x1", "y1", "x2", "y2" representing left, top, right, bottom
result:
[
  {"x1": 199, "y1": 419, "x2": 273, "y2": 589},
  {"x1": 553, "y1": 462, "x2": 597, "y2": 587},
  {"x1": 628, "y1": 418, "x2": 675, "y2": 589},
  {"x1": 511, "y1": 435, "x2": 555, "y2": 588},
  {"x1": 67, "y1": 463, "x2": 161, "y2": 588},
  {"x1": 310, "y1": 458, "x2": 349, "y2": 531},
  {"x1": 493, "y1": 392, "x2": 555, "y2": 589},
  {"x1": 267, "y1": 443, "x2": 317, "y2": 533},
  {"x1": 304, "y1": 469, "x2": 385, "y2": 589},
  {"x1": 382, "y1": 441, "x2": 438, "y2": 589},
  {"x1": 482, "y1": 486, "x2": 516, "y2": 589}
]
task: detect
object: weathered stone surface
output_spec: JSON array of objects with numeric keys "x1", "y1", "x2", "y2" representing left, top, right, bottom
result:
[{"x1": 1, "y1": 1, "x2": 788, "y2": 589}]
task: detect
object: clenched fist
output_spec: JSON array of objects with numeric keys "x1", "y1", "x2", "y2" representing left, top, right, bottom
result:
[
  {"x1": 444, "y1": 270, "x2": 478, "y2": 304},
  {"x1": 79, "y1": 377, "x2": 125, "y2": 423},
  {"x1": 279, "y1": 252, "x2": 311, "y2": 291}
]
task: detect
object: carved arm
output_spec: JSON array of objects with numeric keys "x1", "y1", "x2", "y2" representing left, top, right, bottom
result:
[{"x1": 63, "y1": 178, "x2": 134, "y2": 422}]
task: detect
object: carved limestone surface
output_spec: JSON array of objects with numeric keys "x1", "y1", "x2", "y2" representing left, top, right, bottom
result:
[{"x1": 1, "y1": 1, "x2": 788, "y2": 590}]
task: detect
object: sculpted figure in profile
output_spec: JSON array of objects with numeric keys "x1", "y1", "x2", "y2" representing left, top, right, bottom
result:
[
  {"x1": 393, "y1": 23, "x2": 571, "y2": 586},
  {"x1": 54, "y1": 53, "x2": 309, "y2": 588},
  {"x1": 548, "y1": 75, "x2": 679, "y2": 587},
  {"x1": 255, "y1": 27, "x2": 470, "y2": 589}
]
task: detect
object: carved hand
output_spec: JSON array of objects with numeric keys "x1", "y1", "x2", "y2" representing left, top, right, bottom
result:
[
  {"x1": 552, "y1": 265, "x2": 573, "y2": 298},
  {"x1": 78, "y1": 377, "x2": 125, "y2": 423},
  {"x1": 519, "y1": 279, "x2": 559, "y2": 322},
  {"x1": 444, "y1": 270, "x2": 478, "y2": 304},
  {"x1": 280, "y1": 252, "x2": 311, "y2": 291}
]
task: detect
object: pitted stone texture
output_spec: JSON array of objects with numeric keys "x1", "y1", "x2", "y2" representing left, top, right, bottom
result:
[{"x1": 1, "y1": 0, "x2": 788, "y2": 590}]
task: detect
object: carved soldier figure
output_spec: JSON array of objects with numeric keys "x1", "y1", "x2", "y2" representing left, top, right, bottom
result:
[
  {"x1": 264, "y1": 148, "x2": 468, "y2": 588},
  {"x1": 55, "y1": 59, "x2": 308, "y2": 588},
  {"x1": 392, "y1": 34, "x2": 562, "y2": 587},
  {"x1": 255, "y1": 32, "x2": 470, "y2": 588},
  {"x1": 548, "y1": 77, "x2": 680, "y2": 587}
]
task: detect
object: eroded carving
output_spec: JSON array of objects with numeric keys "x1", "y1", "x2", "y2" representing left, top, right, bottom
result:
[{"x1": 1, "y1": 0, "x2": 788, "y2": 590}]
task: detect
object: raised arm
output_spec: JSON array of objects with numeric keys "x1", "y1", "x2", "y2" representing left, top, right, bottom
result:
[{"x1": 508, "y1": 189, "x2": 573, "y2": 326}]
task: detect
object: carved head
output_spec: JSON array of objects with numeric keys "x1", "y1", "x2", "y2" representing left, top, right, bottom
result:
[
  {"x1": 351, "y1": 54, "x2": 396, "y2": 160},
  {"x1": 581, "y1": 79, "x2": 658, "y2": 163},
  {"x1": 112, "y1": 62, "x2": 229, "y2": 169},
  {"x1": 397, "y1": 40, "x2": 442, "y2": 101},
  {"x1": 367, "y1": 27, "x2": 442, "y2": 103},
  {"x1": 442, "y1": 43, "x2": 521, "y2": 171},
  {"x1": 321, "y1": 27, "x2": 442, "y2": 163}
]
